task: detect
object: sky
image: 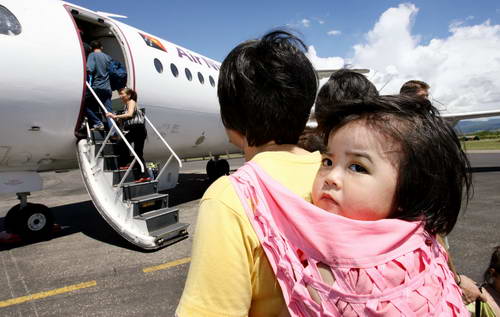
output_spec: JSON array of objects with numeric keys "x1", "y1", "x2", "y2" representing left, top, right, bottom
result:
[{"x1": 67, "y1": 0, "x2": 500, "y2": 115}]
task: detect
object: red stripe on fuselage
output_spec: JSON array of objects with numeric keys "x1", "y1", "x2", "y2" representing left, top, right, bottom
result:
[{"x1": 64, "y1": 4, "x2": 88, "y2": 136}]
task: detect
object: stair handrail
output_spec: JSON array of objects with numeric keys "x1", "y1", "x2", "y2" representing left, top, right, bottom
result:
[
  {"x1": 85, "y1": 82, "x2": 145, "y2": 173},
  {"x1": 84, "y1": 118, "x2": 92, "y2": 140},
  {"x1": 142, "y1": 116, "x2": 183, "y2": 182}
]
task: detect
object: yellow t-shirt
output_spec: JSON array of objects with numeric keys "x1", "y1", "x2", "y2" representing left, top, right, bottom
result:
[{"x1": 176, "y1": 151, "x2": 321, "y2": 317}]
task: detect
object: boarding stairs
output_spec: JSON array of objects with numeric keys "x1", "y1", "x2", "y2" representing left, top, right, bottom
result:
[{"x1": 76, "y1": 83, "x2": 188, "y2": 250}]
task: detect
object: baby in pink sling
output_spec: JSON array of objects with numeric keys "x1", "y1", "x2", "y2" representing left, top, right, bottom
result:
[{"x1": 230, "y1": 95, "x2": 471, "y2": 316}]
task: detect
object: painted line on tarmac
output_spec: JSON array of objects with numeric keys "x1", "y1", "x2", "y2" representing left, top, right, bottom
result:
[
  {"x1": 143, "y1": 257, "x2": 191, "y2": 273},
  {"x1": 0, "y1": 280, "x2": 97, "y2": 308}
]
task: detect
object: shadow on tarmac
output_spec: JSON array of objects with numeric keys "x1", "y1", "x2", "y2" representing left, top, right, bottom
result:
[
  {"x1": 161, "y1": 173, "x2": 212, "y2": 207},
  {"x1": 0, "y1": 173, "x2": 214, "y2": 252}
]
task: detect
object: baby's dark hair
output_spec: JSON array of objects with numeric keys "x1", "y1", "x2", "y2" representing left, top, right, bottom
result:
[
  {"x1": 317, "y1": 95, "x2": 472, "y2": 235},
  {"x1": 217, "y1": 30, "x2": 317, "y2": 147},
  {"x1": 484, "y1": 245, "x2": 500, "y2": 284}
]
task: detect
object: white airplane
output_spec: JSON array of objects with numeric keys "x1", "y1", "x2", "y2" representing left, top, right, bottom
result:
[
  {"x1": 1, "y1": 0, "x2": 500, "y2": 250},
  {"x1": 0, "y1": 0, "x2": 238, "y2": 249}
]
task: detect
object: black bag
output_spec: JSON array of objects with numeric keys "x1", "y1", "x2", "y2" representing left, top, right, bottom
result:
[
  {"x1": 108, "y1": 60, "x2": 127, "y2": 91},
  {"x1": 123, "y1": 108, "x2": 145, "y2": 130}
]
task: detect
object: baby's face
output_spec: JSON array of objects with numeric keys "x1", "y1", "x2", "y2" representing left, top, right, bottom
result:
[{"x1": 312, "y1": 121, "x2": 400, "y2": 220}]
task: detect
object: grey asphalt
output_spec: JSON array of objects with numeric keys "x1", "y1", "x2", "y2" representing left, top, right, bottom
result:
[{"x1": 0, "y1": 153, "x2": 498, "y2": 316}]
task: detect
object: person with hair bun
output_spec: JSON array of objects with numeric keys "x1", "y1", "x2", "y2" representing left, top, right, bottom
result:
[{"x1": 107, "y1": 87, "x2": 150, "y2": 182}]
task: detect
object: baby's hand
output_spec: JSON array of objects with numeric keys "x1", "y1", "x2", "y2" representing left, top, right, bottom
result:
[{"x1": 307, "y1": 263, "x2": 336, "y2": 306}]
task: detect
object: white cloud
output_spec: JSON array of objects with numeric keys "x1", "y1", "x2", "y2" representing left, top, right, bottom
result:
[
  {"x1": 306, "y1": 45, "x2": 345, "y2": 70},
  {"x1": 318, "y1": 19, "x2": 325, "y2": 25},
  {"x1": 332, "y1": 3, "x2": 500, "y2": 114},
  {"x1": 327, "y1": 29, "x2": 341, "y2": 36},
  {"x1": 301, "y1": 19, "x2": 311, "y2": 28}
]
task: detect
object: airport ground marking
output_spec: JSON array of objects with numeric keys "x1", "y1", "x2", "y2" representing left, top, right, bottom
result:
[
  {"x1": 143, "y1": 257, "x2": 191, "y2": 273},
  {"x1": 0, "y1": 280, "x2": 97, "y2": 308}
]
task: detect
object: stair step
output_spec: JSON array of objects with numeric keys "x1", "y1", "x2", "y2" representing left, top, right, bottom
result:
[
  {"x1": 103, "y1": 155, "x2": 119, "y2": 171},
  {"x1": 122, "y1": 180, "x2": 158, "y2": 201},
  {"x1": 130, "y1": 193, "x2": 169, "y2": 214},
  {"x1": 112, "y1": 169, "x2": 136, "y2": 185},
  {"x1": 94, "y1": 142, "x2": 118, "y2": 155},
  {"x1": 134, "y1": 207, "x2": 179, "y2": 232},
  {"x1": 150, "y1": 222, "x2": 189, "y2": 246},
  {"x1": 91, "y1": 129, "x2": 107, "y2": 142}
]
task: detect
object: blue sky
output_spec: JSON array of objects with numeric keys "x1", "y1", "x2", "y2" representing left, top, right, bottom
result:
[
  {"x1": 68, "y1": 0, "x2": 500, "y2": 114},
  {"x1": 68, "y1": 0, "x2": 500, "y2": 62}
]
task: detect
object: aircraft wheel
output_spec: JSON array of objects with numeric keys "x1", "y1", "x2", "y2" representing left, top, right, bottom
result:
[
  {"x1": 5, "y1": 203, "x2": 54, "y2": 240},
  {"x1": 216, "y1": 159, "x2": 230, "y2": 176},
  {"x1": 206, "y1": 159, "x2": 217, "y2": 181},
  {"x1": 206, "y1": 159, "x2": 230, "y2": 182}
]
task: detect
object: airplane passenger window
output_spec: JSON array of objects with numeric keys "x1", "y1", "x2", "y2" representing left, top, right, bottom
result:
[
  {"x1": 0, "y1": 5, "x2": 22, "y2": 36},
  {"x1": 185, "y1": 68, "x2": 192, "y2": 81},
  {"x1": 170, "y1": 63, "x2": 179, "y2": 77},
  {"x1": 154, "y1": 58, "x2": 163, "y2": 73},
  {"x1": 198, "y1": 72, "x2": 204, "y2": 85},
  {"x1": 209, "y1": 76, "x2": 216, "y2": 87}
]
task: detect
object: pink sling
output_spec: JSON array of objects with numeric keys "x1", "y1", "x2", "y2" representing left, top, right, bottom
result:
[{"x1": 229, "y1": 161, "x2": 468, "y2": 316}]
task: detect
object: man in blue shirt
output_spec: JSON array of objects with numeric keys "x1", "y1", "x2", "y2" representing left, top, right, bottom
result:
[{"x1": 86, "y1": 40, "x2": 113, "y2": 130}]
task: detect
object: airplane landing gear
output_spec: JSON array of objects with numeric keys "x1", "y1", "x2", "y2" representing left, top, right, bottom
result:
[
  {"x1": 5, "y1": 193, "x2": 54, "y2": 240},
  {"x1": 206, "y1": 157, "x2": 230, "y2": 182}
]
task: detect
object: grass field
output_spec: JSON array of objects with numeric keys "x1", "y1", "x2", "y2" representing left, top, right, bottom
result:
[{"x1": 462, "y1": 138, "x2": 500, "y2": 151}]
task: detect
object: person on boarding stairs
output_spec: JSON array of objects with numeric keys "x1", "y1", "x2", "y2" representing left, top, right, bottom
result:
[
  {"x1": 86, "y1": 40, "x2": 113, "y2": 130},
  {"x1": 106, "y1": 88, "x2": 150, "y2": 183}
]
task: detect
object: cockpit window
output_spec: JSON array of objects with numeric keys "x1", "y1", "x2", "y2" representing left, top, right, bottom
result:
[{"x1": 0, "y1": 5, "x2": 21, "y2": 36}]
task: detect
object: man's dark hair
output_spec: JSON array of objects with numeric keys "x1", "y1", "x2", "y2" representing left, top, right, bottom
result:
[
  {"x1": 315, "y1": 69, "x2": 379, "y2": 128},
  {"x1": 400, "y1": 80, "x2": 430, "y2": 96},
  {"x1": 217, "y1": 30, "x2": 318, "y2": 147},
  {"x1": 90, "y1": 40, "x2": 103, "y2": 51},
  {"x1": 317, "y1": 95, "x2": 472, "y2": 235}
]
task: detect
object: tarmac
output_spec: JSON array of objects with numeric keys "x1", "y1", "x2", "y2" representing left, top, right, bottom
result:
[{"x1": 0, "y1": 152, "x2": 498, "y2": 316}]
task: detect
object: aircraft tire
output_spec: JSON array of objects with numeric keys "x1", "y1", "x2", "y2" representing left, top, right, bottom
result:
[
  {"x1": 5, "y1": 203, "x2": 54, "y2": 240},
  {"x1": 206, "y1": 159, "x2": 217, "y2": 182},
  {"x1": 216, "y1": 159, "x2": 230, "y2": 176},
  {"x1": 206, "y1": 159, "x2": 230, "y2": 182}
]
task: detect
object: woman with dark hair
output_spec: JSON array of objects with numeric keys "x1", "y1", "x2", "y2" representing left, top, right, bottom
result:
[
  {"x1": 106, "y1": 87, "x2": 150, "y2": 182},
  {"x1": 299, "y1": 69, "x2": 379, "y2": 152},
  {"x1": 469, "y1": 246, "x2": 500, "y2": 316}
]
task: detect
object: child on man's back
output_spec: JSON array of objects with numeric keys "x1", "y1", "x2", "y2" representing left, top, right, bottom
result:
[{"x1": 300, "y1": 95, "x2": 471, "y2": 316}]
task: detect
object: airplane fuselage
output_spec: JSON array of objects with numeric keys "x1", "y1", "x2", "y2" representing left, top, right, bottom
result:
[{"x1": 0, "y1": 0, "x2": 235, "y2": 176}]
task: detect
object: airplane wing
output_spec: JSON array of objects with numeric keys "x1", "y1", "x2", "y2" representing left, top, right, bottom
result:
[
  {"x1": 306, "y1": 109, "x2": 500, "y2": 129},
  {"x1": 316, "y1": 68, "x2": 370, "y2": 80},
  {"x1": 441, "y1": 109, "x2": 500, "y2": 121}
]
